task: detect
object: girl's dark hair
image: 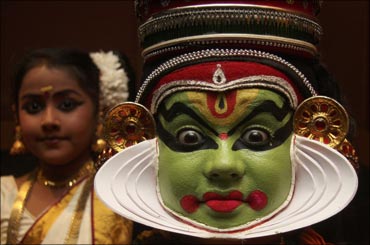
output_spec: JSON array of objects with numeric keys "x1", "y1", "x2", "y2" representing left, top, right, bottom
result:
[{"x1": 12, "y1": 48, "x2": 100, "y2": 113}]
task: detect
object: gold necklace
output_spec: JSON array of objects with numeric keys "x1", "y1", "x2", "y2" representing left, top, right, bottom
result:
[
  {"x1": 36, "y1": 161, "x2": 95, "y2": 188},
  {"x1": 6, "y1": 161, "x2": 96, "y2": 244}
]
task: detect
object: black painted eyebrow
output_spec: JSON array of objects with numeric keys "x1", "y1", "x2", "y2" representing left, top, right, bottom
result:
[
  {"x1": 228, "y1": 100, "x2": 292, "y2": 136},
  {"x1": 158, "y1": 99, "x2": 292, "y2": 138},
  {"x1": 157, "y1": 102, "x2": 219, "y2": 136}
]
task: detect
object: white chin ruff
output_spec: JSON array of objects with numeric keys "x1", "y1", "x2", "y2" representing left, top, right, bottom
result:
[{"x1": 94, "y1": 135, "x2": 358, "y2": 239}]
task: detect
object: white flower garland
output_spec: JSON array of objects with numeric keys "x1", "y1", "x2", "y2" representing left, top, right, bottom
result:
[{"x1": 90, "y1": 51, "x2": 129, "y2": 110}]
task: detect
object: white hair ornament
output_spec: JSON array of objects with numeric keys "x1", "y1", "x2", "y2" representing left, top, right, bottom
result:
[{"x1": 90, "y1": 51, "x2": 130, "y2": 110}]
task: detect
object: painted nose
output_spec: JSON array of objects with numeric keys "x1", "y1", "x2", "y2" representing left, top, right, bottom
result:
[
  {"x1": 203, "y1": 147, "x2": 245, "y2": 183},
  {"x1": 41, "y1": 106, "x2": 60, "y2": 131},
  {"x1": 207, "y1": 169, "x2": 242, "y2": 181}
]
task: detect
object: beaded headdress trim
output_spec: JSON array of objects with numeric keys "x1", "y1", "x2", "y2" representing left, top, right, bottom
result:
[
  {"x1": 135, "y1": 48, "x2": 317, "y2": 112},
  {"x1": 143, "y1": 33, "x2": 318, "y2": 60},
  {"x1": 151, "y1": 75, "x2": 297, "y2": 114}
]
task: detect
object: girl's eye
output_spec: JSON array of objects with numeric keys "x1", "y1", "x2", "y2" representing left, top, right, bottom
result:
[
  {"x1": 22, "y1": 101, "x2": 44, "y2": 114},
  {"x1": 58, "y1": 99, "x2": 82, "y2": 112},
  {"x1": 241, "y1": 128, "x2": 270, "y2": 146},
  {"x1": 177, "y1": 128, "x2": 204, "y2": 146}
]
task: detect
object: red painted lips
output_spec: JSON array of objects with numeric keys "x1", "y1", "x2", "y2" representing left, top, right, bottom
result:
[{"x1": 180, "y1": 190, "x2": 268, "y2": 213}]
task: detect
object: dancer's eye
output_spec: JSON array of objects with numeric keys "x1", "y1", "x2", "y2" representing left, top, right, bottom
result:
[
  {"x1": 177, "y1": 128, "x2": 204, "y2": 146},
  {"x1": 240, "y1": 128, "x2": 270, "y2": 147}
]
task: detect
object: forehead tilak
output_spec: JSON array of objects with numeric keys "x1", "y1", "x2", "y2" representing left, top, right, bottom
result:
[
  {"x1": 150, "y1": 62, "x2": 301, "y2": 114},
  {"x1": 40, "y1": 85, "x2": 53, "y2": 98},
  {"x1": 184, "y1": 89, "x2": 259, "y2": 127}
]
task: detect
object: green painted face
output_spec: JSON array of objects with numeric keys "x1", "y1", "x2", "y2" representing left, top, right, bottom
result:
[{"x1": 156, "y1": 88, "x2": 294, "y2": 229}]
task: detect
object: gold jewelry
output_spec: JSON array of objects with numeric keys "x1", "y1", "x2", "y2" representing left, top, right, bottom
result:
[
  {"x1": 92, "y1": 123, "x2": 107, "y2": 154},
  {"x1": 337, "y1": 138, "x2": 360, "y2": 171},
  {"x1": 6, "y1": 171, "x2": 36, "y2": 244},
  {"x1": 6, "y1": 169, "x2": 95, "y2": 244},
  {"x1": 64, "y1": 176, "x2": 94, "y2": 244},
  {"x1": 103, "y1": 102, "x2": 156, "y2": 152},
  {"x1": 293, "y1": 96, "x2": 349, "y2": 148},
  {"x1": 95, "y1": 147, "x2": 116, "y2": 171},
  {"x1": 10, "y1": 125, "x2": 26, "y2": 155},
  {"x1": 36, "y1": 161, "x2": 95, "y2": 189},
  {"x1": 294, "y1": 96, "x2": 359, "y2": 170}
]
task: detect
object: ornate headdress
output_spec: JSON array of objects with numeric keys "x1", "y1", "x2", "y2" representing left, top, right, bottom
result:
[
  {"x1": 136, "y1": 0, "x2": 322, "y2": 61},
  {"x1": 134, "y1": 0, "x2": 323, "y2": 114}
]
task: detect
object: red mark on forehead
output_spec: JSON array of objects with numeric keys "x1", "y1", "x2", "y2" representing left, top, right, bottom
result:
[
  {"x1": 40, "y1": 85, "x2": 53, "y2": 99},
  {"x1": 219, "y1": 133, "x2": 228, "y2": 140},
  {"x1": 206, "y1": 90, "x2": 236, "y2": 118}
]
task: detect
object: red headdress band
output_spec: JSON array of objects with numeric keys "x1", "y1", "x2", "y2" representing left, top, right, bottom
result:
[{"x1": 135, "y1": 48, "x2": 317, "y2": 113}]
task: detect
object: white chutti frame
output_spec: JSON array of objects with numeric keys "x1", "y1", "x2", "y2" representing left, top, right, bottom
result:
[{"x1": 94, "y1": 135, "x2": 358, "y2": 239}]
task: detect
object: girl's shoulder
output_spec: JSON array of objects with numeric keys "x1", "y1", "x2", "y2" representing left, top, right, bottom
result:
[
  {"x1": 1, "y1": 175, "x2": 18, "y2": 210},
  {"x1": 1, "y1": 173, "x2": 30, "y2": 192},
  {"x1": 1, "y1": 175, "x2": 17, "y2": 190}
]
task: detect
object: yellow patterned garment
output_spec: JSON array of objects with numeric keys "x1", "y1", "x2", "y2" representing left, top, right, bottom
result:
[{"x1": 1, "y1": 175, "x2": 132, "y2": 244}]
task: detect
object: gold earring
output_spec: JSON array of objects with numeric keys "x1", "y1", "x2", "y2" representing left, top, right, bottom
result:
[
  {"x1": 293, "y1": 96, "x2": 349, "y2": 148},
  {"x1": 95, "y1": 147, "x2": 116, "y2": 171},
  {"x1": 10, "y1": 125, "x2": 26, "y2": 155},
  {"x1": 293, "y1": 96, "x2": 359, "y2": 170},
  {"x1": 103, "y1": 102, "x2": 156, "y2": 152},
  {"x1": 92, "y1": 123, "x2": 107, "y2": 154}
]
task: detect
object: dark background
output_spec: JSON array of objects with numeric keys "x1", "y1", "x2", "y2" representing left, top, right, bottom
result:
[{"x1": 1, "y1": 1, "x2": 368, "y2": 244}]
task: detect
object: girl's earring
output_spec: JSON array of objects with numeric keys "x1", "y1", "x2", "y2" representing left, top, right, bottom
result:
[
  {"x1": 92, "y1": 123, "x2": 107, "y2": 154},
  {"x1": 10, "y1": 125, "x2": 26, "y2": 155}
]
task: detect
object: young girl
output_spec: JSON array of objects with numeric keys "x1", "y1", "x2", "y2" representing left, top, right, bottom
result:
[{"x1": 1, "y1": 48, "x2": 133, "y2": 244}]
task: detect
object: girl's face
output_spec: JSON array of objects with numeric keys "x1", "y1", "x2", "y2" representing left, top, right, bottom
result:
[
  {"x1": 18, "y1": 66, "x2": 97, "y2": 165},
  {"x1": 156, "y1": 88, "x2": 294, "y2": 229}
]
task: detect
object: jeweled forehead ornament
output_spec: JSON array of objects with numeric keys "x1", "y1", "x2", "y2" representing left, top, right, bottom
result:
[{"x1": 135, "y1": 48, "x2": 317, "y2": 114}]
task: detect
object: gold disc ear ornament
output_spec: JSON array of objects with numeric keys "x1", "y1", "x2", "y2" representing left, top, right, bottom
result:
[
  {"x1": 293, "y1": 96, "x2": 349, "y2": 148},
  {"x1": 103, "y1": 102, "x2": 156, "y2": 152}
]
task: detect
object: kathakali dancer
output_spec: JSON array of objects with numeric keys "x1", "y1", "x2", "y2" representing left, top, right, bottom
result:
[{"x1": 95, "y1": 1, "x2": 359, "y2": 244}]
